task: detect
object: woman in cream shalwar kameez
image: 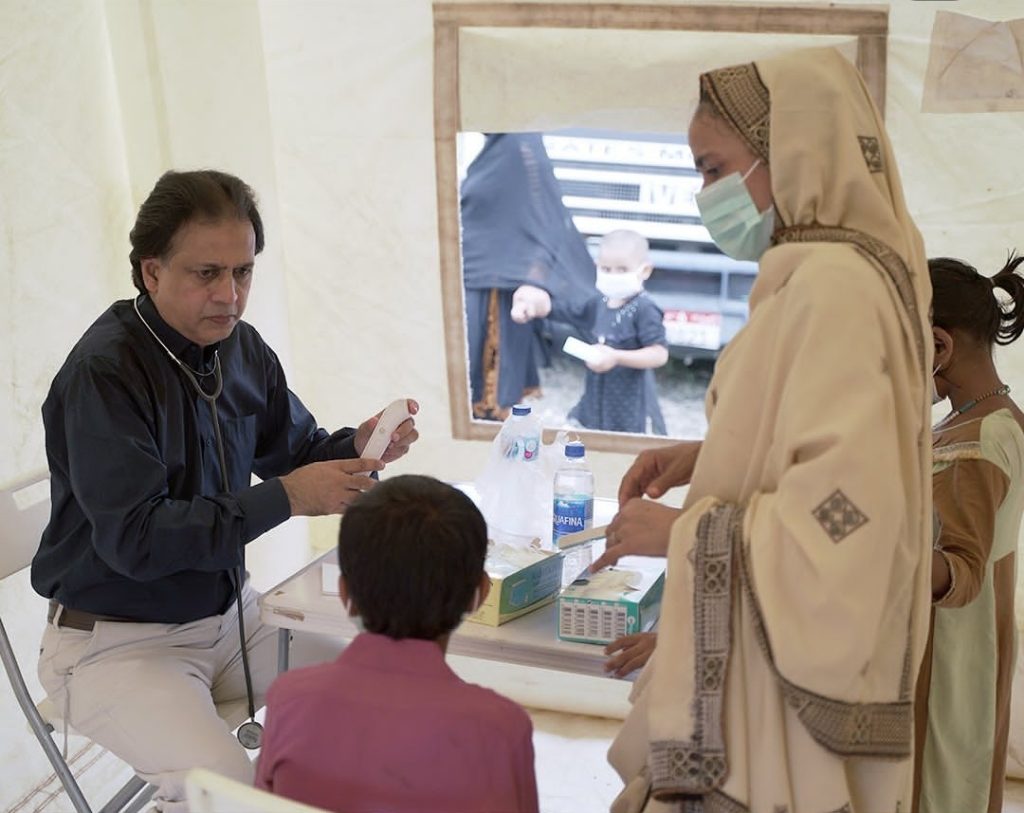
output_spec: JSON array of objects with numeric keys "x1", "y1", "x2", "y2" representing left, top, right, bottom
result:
[{"x1": 607, "y1": 49, "x2": 933, "y2": 813}]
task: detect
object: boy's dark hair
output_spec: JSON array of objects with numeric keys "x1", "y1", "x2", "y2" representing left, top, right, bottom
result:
[
  {"x1": 129, "y1": 170, "x2": 265, "y2": 294},
  {"x1": 338, "y1": 475, "x2": 488, "y2": 640},
  {"x1": 930, "y1": 253, "x2": 1024, "y2": 347}
]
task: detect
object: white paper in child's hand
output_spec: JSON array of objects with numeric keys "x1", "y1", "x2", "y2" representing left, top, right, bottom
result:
[{"x1": 562, "y1": 336, "x2": 601, "y2": 364}]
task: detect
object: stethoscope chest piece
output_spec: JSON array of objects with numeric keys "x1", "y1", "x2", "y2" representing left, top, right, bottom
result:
[{"x1": 237, "y1": 720, "x2": 264, "y2": 750}]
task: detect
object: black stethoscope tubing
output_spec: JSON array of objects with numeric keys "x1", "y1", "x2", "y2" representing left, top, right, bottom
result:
[{"x1": 133, "y1": 296, "x2": 262, "y2": 749}]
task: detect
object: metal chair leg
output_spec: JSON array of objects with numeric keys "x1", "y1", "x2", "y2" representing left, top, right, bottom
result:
[
  {"x1": 99, "y1": 776, "x2": 152, "y2": 813},
  {"x1": 1, "y1": 618, "x2": 93, "y2": 813},
  {"x1": 121, "y1": 783, "x2": 156, "y2": 813}
]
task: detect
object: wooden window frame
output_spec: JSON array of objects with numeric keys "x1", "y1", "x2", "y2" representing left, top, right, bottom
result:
[{"x1": 433, "y1": 2, "x2": 888, "y2": 453}]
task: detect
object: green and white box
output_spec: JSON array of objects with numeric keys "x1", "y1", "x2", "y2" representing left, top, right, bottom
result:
[
  {"x1": 557, "y1": 555, "x2": 665, "y2": 644},
  {"x1": 466, "y1": 543, "x2": 564, "y2": 627}
]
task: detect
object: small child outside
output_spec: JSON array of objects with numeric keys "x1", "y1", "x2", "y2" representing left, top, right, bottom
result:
[{"x1": 512, "y1": 229, "x2": 669, "y2": 435}]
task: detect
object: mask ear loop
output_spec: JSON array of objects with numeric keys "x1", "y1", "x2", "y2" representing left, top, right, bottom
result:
[{"x1": 740, "y1": 158, "x2": 776, "y2": 225}]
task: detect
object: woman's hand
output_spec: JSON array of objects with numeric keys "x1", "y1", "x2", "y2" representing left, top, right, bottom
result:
[
  {"x1": 510, "y1": 285, "x2": 552, "y2": 324},
  {"x1": 604, "y1": 632, "x2": 657, "y2": 678},
  {"x1": 590, "y1": 498, "x2": 680, "y2": 571},
  {"x1": 618, "y1": 441, "x2": 703, "y2": 505}
]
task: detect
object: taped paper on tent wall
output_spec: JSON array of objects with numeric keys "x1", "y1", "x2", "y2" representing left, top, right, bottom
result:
[{"x1": 923, "y1": 10, "x2": 1024, "y2": 113}]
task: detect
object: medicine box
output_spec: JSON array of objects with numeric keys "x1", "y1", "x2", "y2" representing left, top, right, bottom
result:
[
  {"x1": 557, "y1": 555, "x2": 665, "y2": 644},
  {"x1": 465, "y1": 544, "x2": 564, "y2": 627}
]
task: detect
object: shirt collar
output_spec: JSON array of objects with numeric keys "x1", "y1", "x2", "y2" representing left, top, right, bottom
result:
[
  {"x1": 338, "y1": 632, "x2": 458, "y2": 680},
  {"x1": 136, "y1": 295, "x2": 219, "y2": 371}
]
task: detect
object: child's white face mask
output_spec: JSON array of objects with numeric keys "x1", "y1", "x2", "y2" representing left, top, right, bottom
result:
[{"x1": 596, "y1": 267, "x2": 645, "y2": 300}]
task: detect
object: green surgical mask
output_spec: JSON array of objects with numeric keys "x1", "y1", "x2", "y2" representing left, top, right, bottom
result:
[{"x1": 695, "y1": 159, "x2": 775, "y2": 261}]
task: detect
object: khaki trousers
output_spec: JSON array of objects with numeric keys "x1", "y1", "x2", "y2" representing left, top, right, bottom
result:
[{"x1": 38, "y1": 582, "x2": 278, "y2": 812}]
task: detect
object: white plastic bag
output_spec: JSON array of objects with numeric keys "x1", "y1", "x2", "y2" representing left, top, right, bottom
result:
[{"x1": 475, "y1": 424, "x2": 577, "y2": 547}]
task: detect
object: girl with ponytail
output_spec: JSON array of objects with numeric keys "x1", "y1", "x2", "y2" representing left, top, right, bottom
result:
[{"x1": 917, "y1": 253, "x2": 1024, "y2": 813}]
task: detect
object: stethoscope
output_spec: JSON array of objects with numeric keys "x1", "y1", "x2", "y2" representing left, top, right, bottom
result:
[{"x1": 133, "y1": 296, "x2": 264, "y2": 750}]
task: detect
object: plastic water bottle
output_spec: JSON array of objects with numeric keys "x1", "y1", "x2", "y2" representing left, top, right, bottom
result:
[
  {"x1": 553, "y1": 442, "x2": 594, "y2": 583},
  {"x1": 489, "y1": 405, "x2": 544, "y2": 541},
  {"x1": 500, "y1": 404, "x2": 542, "y2": 462}
]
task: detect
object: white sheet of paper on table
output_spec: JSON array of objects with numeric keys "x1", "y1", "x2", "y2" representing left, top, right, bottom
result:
[{"x1": 562, "y1": 335, "x2": 601, "y2": 364}]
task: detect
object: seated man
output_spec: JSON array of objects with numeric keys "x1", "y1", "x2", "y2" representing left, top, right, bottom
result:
[
  {"x1": 32, "y1": 169, "x2": 418, "y2": 812},
  {"x1": 255, "y1": 475, "x2": 539, "y2": 813}
]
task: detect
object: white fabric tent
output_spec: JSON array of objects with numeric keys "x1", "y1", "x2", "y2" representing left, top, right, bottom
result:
[{"x1": 2, "y1": 0, "x2": 1023, "y2": 805}]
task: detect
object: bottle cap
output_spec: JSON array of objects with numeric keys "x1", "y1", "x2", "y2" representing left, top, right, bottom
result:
[
  {"x1": 564, "y1": 441, "x2": 585, "y2": 458},
  {"x1": 511, "y1": 405, "x2": 532, "y2": 416}
]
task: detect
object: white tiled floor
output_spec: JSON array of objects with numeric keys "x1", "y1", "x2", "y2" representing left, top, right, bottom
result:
[{"x1": 530, "y1": 710, "x2": 622, "y2": 812}]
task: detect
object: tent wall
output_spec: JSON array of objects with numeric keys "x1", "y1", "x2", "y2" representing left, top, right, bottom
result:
[{"x1": 2, "y1": 0, "x2": 1023, "y2": 805}]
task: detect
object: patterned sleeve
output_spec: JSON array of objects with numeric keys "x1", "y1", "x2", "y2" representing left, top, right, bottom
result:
[
  {"x1": 932, "y1": 456, "x2": 1009, "y2": 608},
  {"x1": 636, "y1": 296, "x2": 668, "y2": 347},
  {"x1": 549, "y1": 292, "x2": 601, "y2": 338}
]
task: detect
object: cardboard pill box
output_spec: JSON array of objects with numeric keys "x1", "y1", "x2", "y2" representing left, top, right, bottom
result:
[
  {"x1": 557, "y1": 555, "x2": 665, "y2": 644},
  {"x1": 465, "y1": 544, "x2": 564, "y2": 627}
]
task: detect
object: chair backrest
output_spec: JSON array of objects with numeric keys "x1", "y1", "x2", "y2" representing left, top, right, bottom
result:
[
  {"x1": 185, "y1": 769, "x2": 330, "y2": 813},
  {"x1": 0, "y1": 471, "x2": 50, "y2": 581}
]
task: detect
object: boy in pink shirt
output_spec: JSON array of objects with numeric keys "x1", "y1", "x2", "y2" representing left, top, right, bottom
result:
[{"x1": 255, "y1": 475, "x2": 539, "y2": 813}]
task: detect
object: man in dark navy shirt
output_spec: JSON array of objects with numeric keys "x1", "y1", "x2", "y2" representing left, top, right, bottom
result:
[{"x1": 32, "y1": 170, "x2": 418, "y2": 811}]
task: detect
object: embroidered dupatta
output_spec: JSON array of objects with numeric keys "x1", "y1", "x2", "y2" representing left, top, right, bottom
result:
[{"x1": 610, "y1": 48, "x2": 933, "y2": 813}]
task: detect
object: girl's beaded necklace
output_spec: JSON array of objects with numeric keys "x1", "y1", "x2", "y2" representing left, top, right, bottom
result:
[{"x1": 933, "y1": 384, "x2": 1011, "y2": 431}]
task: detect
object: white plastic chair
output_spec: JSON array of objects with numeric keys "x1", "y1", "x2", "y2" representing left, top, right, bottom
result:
[
  {"x1": 185, "y1": 768, "x2": 331, "y2": 813},
  {"x1": 0, "y1": 472, "x2": 250, "y2": 812}
]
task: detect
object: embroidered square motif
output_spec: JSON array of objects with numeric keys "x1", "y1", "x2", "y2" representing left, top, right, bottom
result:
[
  {"x1": 813, "y1": 490, "x2": 868, "y2": 543},
  {"x1": 858, "y1": 136, "x2": 883, "y2": 173}
]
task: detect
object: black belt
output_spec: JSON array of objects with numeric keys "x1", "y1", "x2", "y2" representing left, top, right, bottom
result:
[{"x1": 47, "y1": 600, "x2": 131, "y2": 632}]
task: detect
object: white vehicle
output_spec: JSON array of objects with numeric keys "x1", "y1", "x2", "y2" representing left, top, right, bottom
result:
[{"x1": 542, "y1": 129, "x2": 757, "y2": 360}]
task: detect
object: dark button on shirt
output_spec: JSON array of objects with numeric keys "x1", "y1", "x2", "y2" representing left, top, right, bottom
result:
[{"x1": 32, "y1": 296, "x2": 357, "y2": 623}]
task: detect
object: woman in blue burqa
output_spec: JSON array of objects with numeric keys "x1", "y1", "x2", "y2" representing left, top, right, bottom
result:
[{"x1": 460, "y1": 133, "x2": 595, "y2": 420}]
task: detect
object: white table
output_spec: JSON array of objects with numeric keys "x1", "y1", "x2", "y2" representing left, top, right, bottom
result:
[
  {"x1": 262, "y1": 548, "x2": 631, "y2": 678},
  {"x1": 258, "y1": 491, "x2": 650, "y2": 680}
]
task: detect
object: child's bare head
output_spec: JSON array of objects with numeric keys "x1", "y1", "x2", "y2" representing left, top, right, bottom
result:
[
  {"x1": 595, "y1": 230, "x2": 653, "y2": 303},
  {"x1": 337, "y1": 475, "x2": 489, "y2": 640},
  {"x1": 597, "y1": 230, "x2": 652, "y2": 277}
]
